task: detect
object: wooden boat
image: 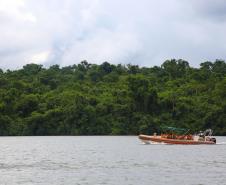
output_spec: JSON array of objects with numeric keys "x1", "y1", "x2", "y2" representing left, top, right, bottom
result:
[{"x1": 139, "y1": 127, "x2": 216, "y2": 145}]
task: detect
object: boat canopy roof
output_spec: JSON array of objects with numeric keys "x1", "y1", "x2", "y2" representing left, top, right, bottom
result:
[{"x1": 161, "y1": 125, "x2": 189, "y2": 134}]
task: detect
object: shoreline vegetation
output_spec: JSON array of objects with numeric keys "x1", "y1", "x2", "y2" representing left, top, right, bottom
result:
[{"x1": 0, "y1": 59, "x2": 225, "y2": 136}]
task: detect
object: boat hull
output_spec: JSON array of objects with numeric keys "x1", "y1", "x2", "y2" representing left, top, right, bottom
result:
[{"x1": 139, "y1": 134, "x2": 215, "y2": 145}]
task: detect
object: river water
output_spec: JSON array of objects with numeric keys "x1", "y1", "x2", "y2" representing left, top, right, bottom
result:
[{"x1": 0, "y1": 136, "x2": 226, "y2": 185}]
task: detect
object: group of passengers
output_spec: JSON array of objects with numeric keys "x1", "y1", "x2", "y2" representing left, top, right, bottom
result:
[{"x1": 161, "y1": 133, "x2": 193, "y2": 140}]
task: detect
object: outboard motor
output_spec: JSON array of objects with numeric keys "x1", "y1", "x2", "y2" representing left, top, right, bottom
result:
[
  {"x1": 210, "y1": 137, "x2": 216, "y2": 143},
  {"x1": 204, "y1": 129, "x2": 216, "y2": 143}
]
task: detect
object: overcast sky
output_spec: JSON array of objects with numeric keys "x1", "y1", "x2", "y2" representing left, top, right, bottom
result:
[{"x1": 0, "y1": 0, "x2": 226, "y2": 69}]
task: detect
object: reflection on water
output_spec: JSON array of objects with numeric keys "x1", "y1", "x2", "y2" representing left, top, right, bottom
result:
[{"x1": 0, "y1": 136, "x2": 226, "y2": 185}]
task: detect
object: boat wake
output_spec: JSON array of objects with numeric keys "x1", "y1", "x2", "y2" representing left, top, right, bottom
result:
[
  {"x1": 216, "y1": 142, "x2": 226, "y2": 145},
  {"x1": 141, "y1": 141, "x2": 226, "y2": 145},
  {"x1": 141, "y1": 142, "x2": 167, "y2": 145}
]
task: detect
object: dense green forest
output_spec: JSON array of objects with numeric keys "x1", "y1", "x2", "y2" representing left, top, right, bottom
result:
[{"x1": 0, "y1": 59, "x2": 226, "y2": 136}]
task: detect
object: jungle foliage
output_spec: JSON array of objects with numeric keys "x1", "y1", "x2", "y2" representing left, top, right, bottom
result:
[{"x1": 0, "y1": 59, "x2": 226, "y2": 135}]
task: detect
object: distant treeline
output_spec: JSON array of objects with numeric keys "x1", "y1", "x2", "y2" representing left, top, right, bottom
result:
[{"x1": 0, "y1": 59, "x2": 226, "y2": 136}]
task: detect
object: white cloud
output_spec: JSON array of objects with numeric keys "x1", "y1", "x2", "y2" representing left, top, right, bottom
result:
[
  {"x1": 61, "y1": 29, "x2": 142, "y2": 66},
  {"x1": 30, "y1": 51, "x2": 50, "y2": 64},
  {"x1": 0, "y1": 0, "x2": 226, "y2": 70},
  {"x1": 0, "y1": 0, "x2": 36, "y2": 23}
]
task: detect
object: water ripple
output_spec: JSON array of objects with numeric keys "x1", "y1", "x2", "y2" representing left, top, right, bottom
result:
[{"x1": 0, "y1": 136, "x2": 225, "y2": 185}]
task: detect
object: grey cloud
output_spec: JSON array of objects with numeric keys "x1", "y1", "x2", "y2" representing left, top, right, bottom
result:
[
  {"x1": 191, "y1": 0, "x2": 226, "y2": 19},
  {"x1": 0, "y1": 0, "x2": 225, "y2": 70}
]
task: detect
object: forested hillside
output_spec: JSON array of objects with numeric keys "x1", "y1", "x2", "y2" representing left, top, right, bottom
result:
[{"x1": 0, "y1": 59, "x2": 225, "y2": 136}]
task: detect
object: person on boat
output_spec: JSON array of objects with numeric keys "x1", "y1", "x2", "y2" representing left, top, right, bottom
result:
[
  {"x1": 198, "y1": 131, "x2": 205, "y2": 141},
  {"x1": 187, "y1": 135, "x2": 193, "y2": 140}
]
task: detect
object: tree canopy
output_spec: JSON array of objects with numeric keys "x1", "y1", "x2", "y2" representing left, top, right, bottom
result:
[{"x1": 0, "y1": 59, "x2": 225, "y2": 135}]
